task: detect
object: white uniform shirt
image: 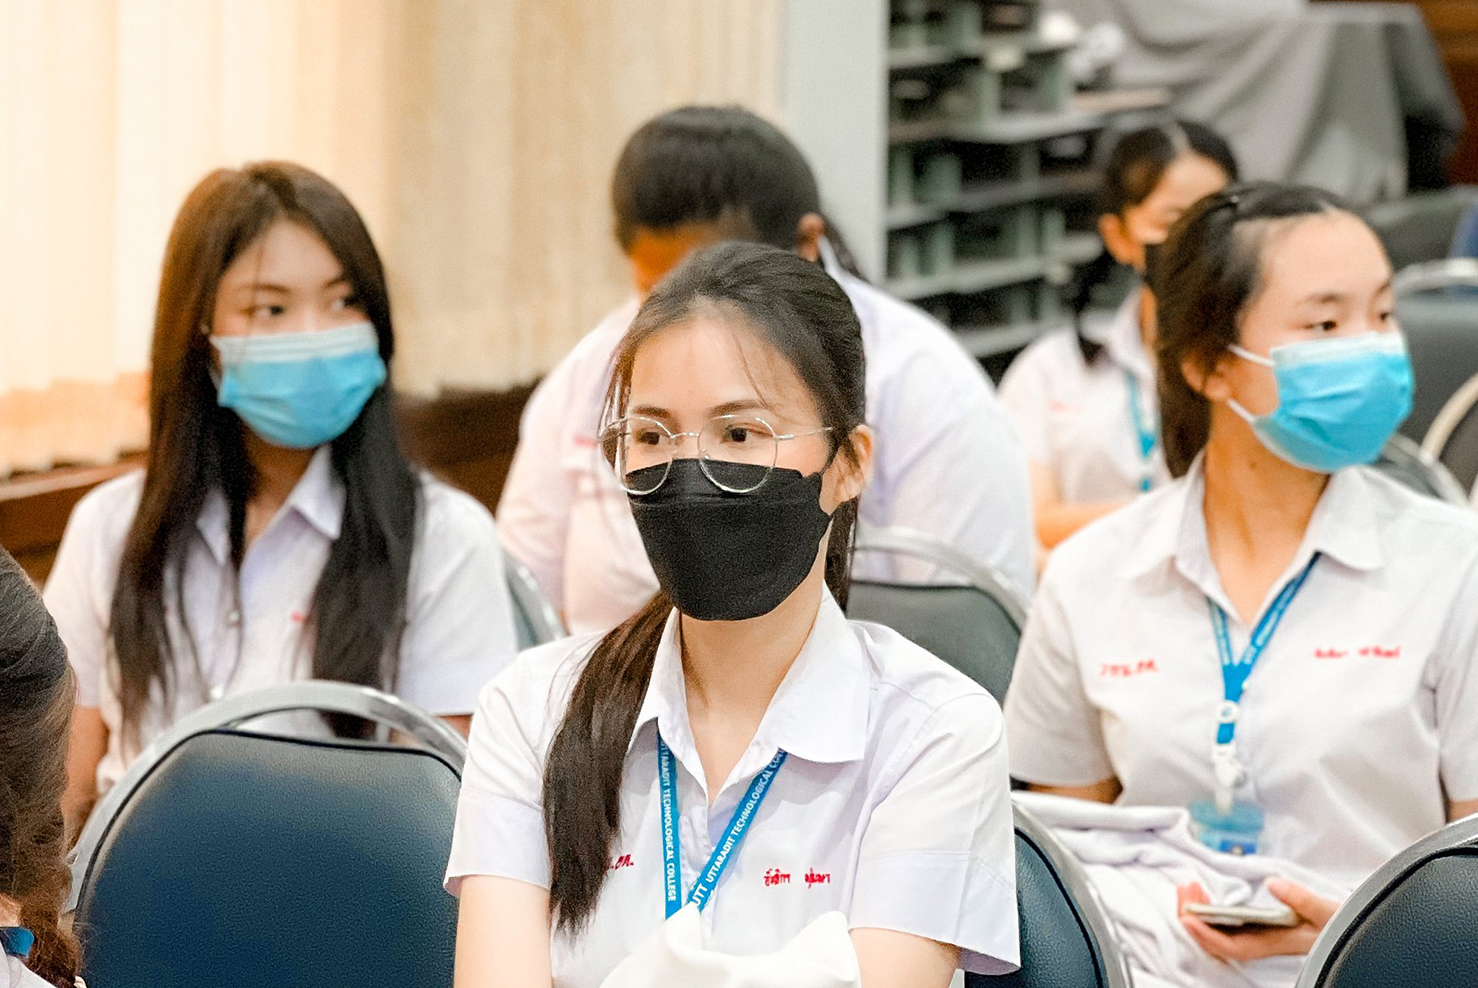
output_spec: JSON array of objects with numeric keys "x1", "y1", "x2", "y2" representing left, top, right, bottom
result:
[
  {"x1": 44, "y1": 448, "x2": 520, "y2": 794},
  {"x1": 998, "y1": 288, "x2": 1170, "y2": 503},
  {"x1": 496, "y1": 269, "x2": 1036, "y2": 634},
  {"x1": 1004, "y1": 459, "x2": 1478, "y2": 890},
  {"x1": 1, "y1": 956, "x2": 52, "y2": 988},
  {"x1": 446, "y1": 591, "x2": 1019, "y2": 987}
]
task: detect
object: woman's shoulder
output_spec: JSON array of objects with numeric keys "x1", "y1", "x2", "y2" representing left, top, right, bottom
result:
[
  {"x1": 416, "y1": 474, "x2": 498, "y2": 542},
  {"x1": 56, "y1": 468, "x2": 147, "y2": 562},
  {"x1": 849, "y1": 617, "x2": 1005, "y2": 741},
  {"x1": 472, "y1": 631, "x2": 605, "y2": 733}
]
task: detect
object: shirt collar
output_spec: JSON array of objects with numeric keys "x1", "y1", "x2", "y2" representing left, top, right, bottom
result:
[
  {"x1": 194, "y1": 446, "x2": 345, "y2": 564},
  {"x1": 629, "y1": 590, "x2": 871, "y2": 770},
  {"x1": 1102, "y1": 285, "x2": 1152, "y2": 380},
  {"x1": 1120, "y1": 456, "x2": 1386, "y2": 592}
]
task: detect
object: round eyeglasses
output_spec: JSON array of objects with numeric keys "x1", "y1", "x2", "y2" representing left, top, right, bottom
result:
[{"x1": 600, "y1": 413, "x2": 834, "y2": 495}]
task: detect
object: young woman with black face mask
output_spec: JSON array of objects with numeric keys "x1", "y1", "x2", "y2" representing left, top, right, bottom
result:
[
  {"x1": 448, "y1": 242, "x2": 1018, "y2": 988},
  {"x1": 999, "y1": 121, "x2": 1237, "y2": 554},
  {"x1": 44, "y1": 162, "x2": 519, "y2": 835}
]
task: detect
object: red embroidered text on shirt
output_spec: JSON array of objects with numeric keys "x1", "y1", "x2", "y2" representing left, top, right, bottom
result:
[
  {"x1": 608, "y1": 854, "x2": 634, "y2": 871},
  {"x1": 1315, "y1": 646, "x2": 1401, "y2": 660},
  {"x1": 763, "y1": 869, "x2": 791, "y2": 887},
  {"x1": 804, "y1": 870, "x2": 831, "y2": 887},
  {"x1": 1098, "y1": 659, "x2": 1158, "y2": 678}
]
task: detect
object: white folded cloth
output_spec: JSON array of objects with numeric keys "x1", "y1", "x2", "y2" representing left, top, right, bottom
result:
[
  {"x1": 599, "y1": 904, "x2": 862, "y2": 988},
  {"x1": 1015, "y1": 792, "x2": 1349, "y2": 988}
]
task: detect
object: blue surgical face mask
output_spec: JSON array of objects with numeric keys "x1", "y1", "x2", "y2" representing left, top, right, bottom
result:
[
  {"x1": 211, "y1": 322, "x2": 387, "y2": 449},
  {"x1": 1226, "y1": 331, "x2": 1413, "y2": 473}
]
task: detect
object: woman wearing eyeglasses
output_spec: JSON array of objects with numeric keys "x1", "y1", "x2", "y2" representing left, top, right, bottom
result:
[{"x1": 447, "y1": 242, "x2": 1018, "y2": 988}]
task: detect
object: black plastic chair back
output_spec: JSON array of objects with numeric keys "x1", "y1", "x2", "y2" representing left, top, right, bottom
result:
[
  {"x1": 76, "y1": 729, "x2": 461, "y2": 988},
  {"x1": 847, "y1": 580, "x2": 1019, "y2": 702}
]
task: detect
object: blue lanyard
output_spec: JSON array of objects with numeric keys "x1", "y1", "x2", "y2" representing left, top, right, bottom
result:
[
  {"x1": 1124, "y1": 371, "x2": 1157, "y2": 493},
  {"x1": 657, "y1": 733, "x2": 786, "y2": 918},
  {"x1": 1207, "y1": 554, "x2": 1320, "y2": 747},
  {"x1": 0, "y1": 927, "x2": 33, "y2": 961}
]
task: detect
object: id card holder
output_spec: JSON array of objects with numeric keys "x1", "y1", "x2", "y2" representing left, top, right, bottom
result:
[{"x1": 1189, "y1": 798, "x2": 1264, "y2": 855}]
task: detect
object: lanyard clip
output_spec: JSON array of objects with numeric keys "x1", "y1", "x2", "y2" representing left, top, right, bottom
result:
[{"x1": 1211, "y1": 741, "x2": 1245, "y2": 797}]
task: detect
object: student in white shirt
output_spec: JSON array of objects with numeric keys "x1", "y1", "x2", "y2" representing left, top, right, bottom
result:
[
  {"x1": 1004, "y1": 182, "x2": 1478, "y2": 967},
  {"x1": 1000, "y1": 121, "x2": 1237, "y2": 552},
  {"x1": 46, "y1": 162, "x2": 519, "y2": 832},
  {"x1": 450, "y1": 243, "x2": 1018, "y2": 988},
  {"x1": 0, "y1": 549, "x2": 82, "y2": 988},
  {"x1": 497, "y1": 106, "x2": 1035, "y2": 634}
]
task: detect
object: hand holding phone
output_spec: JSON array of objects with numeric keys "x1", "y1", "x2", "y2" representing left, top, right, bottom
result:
[{"x1": 1182, "y1": 901, "x2": 1299, "y2": 929}]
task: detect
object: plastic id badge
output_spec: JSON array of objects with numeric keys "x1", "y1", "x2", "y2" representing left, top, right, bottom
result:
[{"x1": 1189, "y1": 798, "x2": 1264, "y2": 855}]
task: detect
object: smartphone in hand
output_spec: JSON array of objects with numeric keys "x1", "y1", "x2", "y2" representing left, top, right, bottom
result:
[{"x1": 1183, "y1": 902, "x2": 1299, "y2": 929}]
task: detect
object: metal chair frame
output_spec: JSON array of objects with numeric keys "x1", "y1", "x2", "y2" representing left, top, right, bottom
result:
[
  {"x1": 68, "y1": 681, "x2": 467, "y2": 911},
  {"x1": 505, "y1": 553, "x2": 567, "y2": 646},
  {"x1": 1294, "y1": 812, "x2": 1478, "y2": 988},
  {"x1": 1421, "y1": 368, "x2": 1478, "y2": 474},
  {"x1": 1380, "y1": 432, "x2": 1469, "y2": 506},
  {"x1": 850, "y1": 523, "x2": 1029, "y2": 630},
  {"x1": 1008, "y1": 799, "x2": 1134, "y2": 988},
  {"x1": 1393, "y1": 257, "x2": 1478, "y2": 296}
]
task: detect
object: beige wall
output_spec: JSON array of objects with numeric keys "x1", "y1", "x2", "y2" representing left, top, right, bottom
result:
[{"x1": 0, "y1": 0, "x2": 782, "y2": 475}]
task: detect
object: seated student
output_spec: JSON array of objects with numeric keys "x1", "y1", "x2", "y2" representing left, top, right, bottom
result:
[
  {"x1": 1, "y1": 549, "x2": 82, "y2": 988},
  {"x1": 449, "y1": 243, "x2": 1017, "y2": 988},
  {"x1": 999, "y1": 121, "x2": 1237, "y2": 551},
  {"x1": 45, "y1": 162, "x2": 519, "y2": 834},
  {"x1": 497, "y1": 105, "x2": 1035, "y2": 634},
  {"x1": 1004, "y1": 183, "x2": 1478, "y2": 965}
]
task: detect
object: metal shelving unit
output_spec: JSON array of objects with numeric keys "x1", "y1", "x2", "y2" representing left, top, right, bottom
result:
[{"x1": 781, "y1": 0, "x2": 1167, "y2": 362}]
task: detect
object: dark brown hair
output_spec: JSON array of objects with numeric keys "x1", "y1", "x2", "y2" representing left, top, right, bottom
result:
[
  {"x1": 611, "y1": 105, "x2": 865, "y2": 277},
  {"x1": 1070, "y1": 120, "x2": 1239, "y2": 363},
  {"x1": 541, "y1": 242, "x2": 866, "y2": 931},
  {"x1": 110, "y1": 162, "x2": 420, "y2": 740},
  {"x1": 1152, "y1": 182, "x2": 1354, "y2": 475},
  {"x1": 0, "y1": 549, "x2": 80, "y2": 987}
]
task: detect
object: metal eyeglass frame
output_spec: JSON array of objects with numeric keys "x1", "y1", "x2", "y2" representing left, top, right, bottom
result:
[{"x1": 603, "y1": 412, "x2": 834, "y2": 495}]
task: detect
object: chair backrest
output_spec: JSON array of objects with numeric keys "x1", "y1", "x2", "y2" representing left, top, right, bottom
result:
[
  {"x1": 1423, "y1": 369, "x2": 1478, "y2": 493},
  {"x1": 71, "y1": 683, "x2": 466, "y2": 988},
  {"x1": 967, "y1": 802, "x2": 1131, "y2": 988},
  {"x1": 1295, "y1": 814, "x2": 1478, "y2": 988},
  {"x1": 505, "y1": 554, "x2": 566, "y2": 649},
  {"x1": 1365, "y1": 188, "x2": 1478, "y2": 272},
  {"x1": 846, "y1": 525, "x2": 1027, "y2": 703},
  {"x1": 1392, "y1": 260, "x2": 1478, "y2": 442},
  {"x1": 1373, "y1": 433, "x2": 1468, "y2": 505}
]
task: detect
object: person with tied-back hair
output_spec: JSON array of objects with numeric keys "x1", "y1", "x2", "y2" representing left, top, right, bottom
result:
[
  {"x1": 448, "y1": 243, "x2": 1018, "y2": 988},
  {"x1": 44, "y1": 162, "x2": 519, "y2": 835},
  {"x1": 1005, "y1": 182, "x2": 1478, "y2": 974},
  {"x1": 496, "y1": 105, "x2": 1035, "y2": 635},
  {"x1": 999, "y1": 121, "x2": 1237, "y2": 554},
  {"x1": 0, "y1": 548, "x2": 84, "y2": 988}
]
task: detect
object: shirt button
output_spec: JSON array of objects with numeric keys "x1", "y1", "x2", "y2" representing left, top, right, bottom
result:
[
  {"x1": 209, "y1": 685, "x2": 225, "y2": 701},
  {"x1": 227, "y1": 609, "x2": 241, "y2": 626}
]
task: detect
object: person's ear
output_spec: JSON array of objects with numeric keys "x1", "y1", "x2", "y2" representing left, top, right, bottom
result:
[
  {"x1": 1182, "y1": 350, "x2": 1235, "y2": 403},
  {"x1": 1099, "y1": 213, "x2": 1141, "y2": 269},
  {"x1": 827, "y1": 425, "x2": 874, "y2": 508},
  {"x1": 795, "y1": 212, "x2": 826, "y2": 263}
]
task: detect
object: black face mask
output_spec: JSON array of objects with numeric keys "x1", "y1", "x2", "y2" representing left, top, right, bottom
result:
[{"x1": 627, "y1": 458, "x2": 834, "y2": 622}]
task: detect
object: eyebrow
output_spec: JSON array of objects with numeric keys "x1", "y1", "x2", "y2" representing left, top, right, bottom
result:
[
  {"x1": 230, "y1": 276, "x2": 351, "y2": 296},
  {"x1": 1295, "y1": 278, "x2": 1393, "y2": 307},
  {"x1": 628, "y1": 398, "x2": 771, "y2": 421}
]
